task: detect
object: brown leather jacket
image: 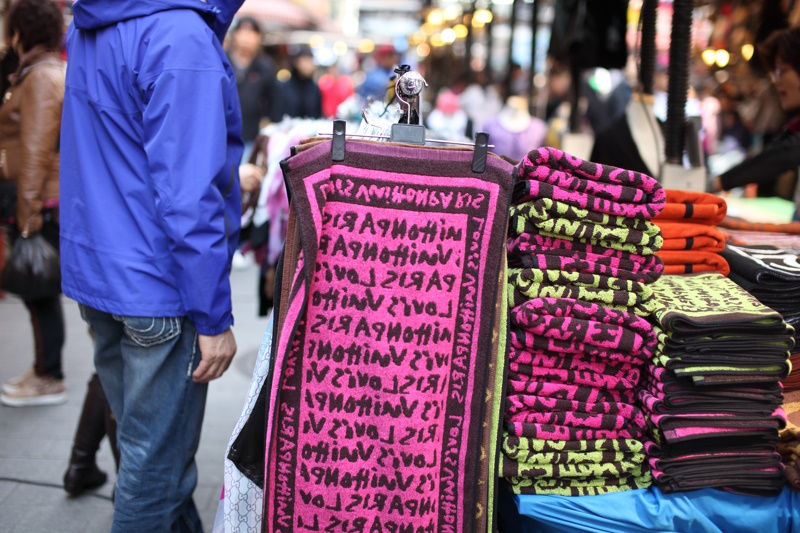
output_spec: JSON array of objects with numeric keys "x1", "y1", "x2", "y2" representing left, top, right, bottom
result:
[{"x1": 0, "y1": 47, "x2": 65, "y2": 235}]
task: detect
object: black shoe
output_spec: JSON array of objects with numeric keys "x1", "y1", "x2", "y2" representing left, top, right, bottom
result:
[{"x1": 63, "y1": 450, "x2": 108, "y2": 496}]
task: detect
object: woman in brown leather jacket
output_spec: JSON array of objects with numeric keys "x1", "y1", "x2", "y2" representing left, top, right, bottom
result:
[{"x1": 0, "y1": 0, "x2": 66, "y2": 407}]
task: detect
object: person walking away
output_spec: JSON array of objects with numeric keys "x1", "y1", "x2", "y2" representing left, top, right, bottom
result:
[
  {"x1": 63, "y1": 372, "x2": 119, "y2": 496},
  {"x1": 319, "y1": 63, "x2": 354, "y2": 119},
  {"x1": 270, "y1": 46, "x2": 322, "y2": 120},
  {"x1": 60, "y1": 0, "x2": 243, "y2": 530},
  {"x1": 357, "y1": 44, "x2": 399, "y2": 102},
  {"x1": 0, "y1": 0, "x2": 67, "y2": 407},
  {"x1": 226, "y1": 16, "x2": 275, "y2": 162}
]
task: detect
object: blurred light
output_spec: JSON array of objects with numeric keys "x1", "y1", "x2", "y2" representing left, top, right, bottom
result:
[
  {"x1": 470, "y1": 57, "x2": 485, "y2": 71},
  {"x1": 421, "y1": 23, "x2": 436, "y2": 35},
  {"x1": 277, "y1": 69, "x2": 291, "y2": 82},
  {"x1": 309, "y1": 34, "x2": 325, "y2": 49},
  {"x1": 393, "y1": 36, "x2": 409, "y2": 53},
  {"x1": 313, "y1": 48, "x2": 337, "y2": 67},
  {"x1": 441, "y1": 28, "x2": 457, "y2": 43},
  {"x1": 342, "y1": 17, "x2": 359, "y2": 36},
  {"x1": 427, "y1": 9, "x2": 444, "y2": 25},
  {"x1": 416, "y1": 43, "x2": 431, "y2": 58},
  {"x1": 409, "y1": 30, "x2": 427, "y2": 45},
  {"x1": 742, "y1": 43, "x2": 754, "y2": 61},
  {"x1": 590, "y1": 68, "x2": 613, "y2": 95},
  {"x1": 715, "y1": 49, "x2": 730, "y2": 68},
  {"x1": 492, "y1": 0, "x2": 514, "y2": 4},
  {"x1": 534, "y1": 73, "x2": 547, "y2": 89},
  {"x1": 471, "y1": 42, "x2": 486, "y2": 59},
  {"x1": 444, "y1": 6, "x2": 460, "y2": 20},
  {"x1": 357, "y1": 39, "x2": 375, "y2": 54},
  {"x1": 333, "y1": 41, "x2": 348, "y2": 56},
  {"x1": 453, "y1": 24, "x2": 469, "y2": 39},
  {"x1": 474, "y1": 9, "x2": 493, "y2": 25},
  {"x1": 701, "y1": 49, "x2": 716, "y2": 66},
  {"x1": 431, "y1": 33, "x2": 445, "y2": 47},
  {"x1": 714, "y1": 70, "x2": 730, "y2": 83}
]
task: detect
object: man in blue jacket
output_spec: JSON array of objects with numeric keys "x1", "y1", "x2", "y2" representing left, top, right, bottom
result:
[{"x1": 60, "y1": 1, "x2": 245, "y2": 530}]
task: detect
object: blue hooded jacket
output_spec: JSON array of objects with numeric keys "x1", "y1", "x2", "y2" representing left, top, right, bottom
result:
[{"x1": 60, "y1": 0, "x2": 245, "y2": 336}]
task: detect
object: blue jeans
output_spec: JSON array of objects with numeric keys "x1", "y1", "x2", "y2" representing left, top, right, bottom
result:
[{"x1": 80, "y1": 305, "x2": 208, "y2": 533}]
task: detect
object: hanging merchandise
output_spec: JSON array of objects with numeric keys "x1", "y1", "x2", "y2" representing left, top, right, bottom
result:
[
  {"x1": 249, "y1": 118, "x2": 336, "y2": 315},
  {"x1": 502, "y1": 147, "x2": 666, "y2": 496},
  {"x1": 237, "y1": 69, "x2": 517, "y2": 533},
  {"x1": 548, "y1": 0, "x2": 631, "y2": 70},
  {"x1": 216, "y1": 313, "x2": 274, "y2": 533},
  {"x1": 482, "y1": 97, "x2": 547, "y2": 163},
  {"x1": 259, "y1": 140, "x2": 513, "y2": 533},
  {"x1": 644, "y1": 273, "x2": 793, "y2": 496}
]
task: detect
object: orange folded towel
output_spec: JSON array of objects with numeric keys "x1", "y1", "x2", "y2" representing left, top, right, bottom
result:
[
  {"x1": 655, "y1": 222, "x2": 727, "y2": 252},
  {"x1": 653, "y1": 190, "x2": 727, "y2": 225},
  {"x1": 719, "y1": 217, "x2": 800, "y2": 236},
  {"x1": 657, "y1": 250, "x2": 731, "y2": 276}
]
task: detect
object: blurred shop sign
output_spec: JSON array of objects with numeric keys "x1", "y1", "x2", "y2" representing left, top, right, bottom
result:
[{"x1": 237, "y1": 0, "x2": 317, "y2": 29}]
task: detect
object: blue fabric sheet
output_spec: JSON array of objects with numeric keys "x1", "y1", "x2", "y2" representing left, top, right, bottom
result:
[{"x1": 501, "y1": 486, "x2": 800, "y2": 533}]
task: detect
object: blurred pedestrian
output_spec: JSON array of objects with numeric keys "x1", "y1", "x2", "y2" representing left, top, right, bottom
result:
[
  {"x1": 0, "y1": 0, "x2": 66, "y2": 407},
  {"x1": 227, "y1": 16, "x2": 276, "y2": 162},
  {"x1": 358, "y1": 44, "x2": 399, "y2": 102},
  {"x1": 63, "y1": 372, "x2": 118, "y2": 496},
  {"x1": 426, "y1": 89, "x2": 472, "y2": 140},
  {"x1": 60, "y1": 0, "x2": 244, "y2": 530},
  {"x1": 319, "y1": 63, "x2": 354, "y2": 119},
  {"x1": 712, "y1": 27, "x2": 800, "y2": 219},
  {"x1": 271, "y1": 46, "x2": 322, "y2": 120},
  {"x1": 457, "y1": 71, "x2": 502, "y2": 132}
]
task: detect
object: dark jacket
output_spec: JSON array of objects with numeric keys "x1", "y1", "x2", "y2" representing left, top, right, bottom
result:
[
  {"x1": 719, "y1": 115, "x2": 800, "y2": 194},
  {"x1": 270, "y1": 75, "x2": 322, "y2": 121},
  {"x1": 60, "y1": 0, "x2": 244, "y2": 335},
  {"x1": 231, "y1": 54, "x2": 275, "y2": 142},
  {"x1": 0, "y1": 47, "x2": 65, "y2": 234}
]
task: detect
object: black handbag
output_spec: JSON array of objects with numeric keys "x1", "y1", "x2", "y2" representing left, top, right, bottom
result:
[
  {"x1": 0, "y1": 181, "x2": 16, "y2": 224},
  {"x1": 1, "y1": 233, "x2": 61, "y2": 299}
]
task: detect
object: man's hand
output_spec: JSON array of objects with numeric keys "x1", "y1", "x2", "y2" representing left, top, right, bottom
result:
[
  {"x1": 239, "y1": 163, "x2": 264, "y2": 194},
  {"x1": 193, "y1": 328, "x2": 237, "y2": 383}
]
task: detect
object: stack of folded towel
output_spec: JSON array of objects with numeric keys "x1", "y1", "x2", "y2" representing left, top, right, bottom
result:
[
  {"x1": 643, "y1": 272, "x2": 793, "y2": 496},
  {"x1": 721, "y1": 243, "x2": 800, "y2": 391},
  {"x1": 721, "y1": 243, "x2": 800, "y2": 329},
  {"x1": 779, "y1": 428, "x2": 800, "y2": 492},
  {"x1": 652, "y1": 190, "x2": 730, "y2": 276},
  {"x1": 502, "y1": 147, "x2": 665, "y2": 496}
]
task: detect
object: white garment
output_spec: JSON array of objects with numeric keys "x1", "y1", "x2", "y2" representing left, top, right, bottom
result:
[
  {"x1": 213, "y1": 313, "x2": 274, "y2": 533},
  {"x1": 459, "y1": 83, "x2": 502, "y2": 131},
  {"x1": 426, "y1": 109, "x2": 470, "y2": 142}
]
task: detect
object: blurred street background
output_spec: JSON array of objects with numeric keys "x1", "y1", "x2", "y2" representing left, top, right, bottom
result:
[{"x1": 0, "y1": 264, "x2": 268, "y2": 532}]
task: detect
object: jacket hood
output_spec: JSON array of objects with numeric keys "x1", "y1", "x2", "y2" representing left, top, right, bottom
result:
[{"x1": 72, "y1": 0, "x2": 244, "y2": 42}]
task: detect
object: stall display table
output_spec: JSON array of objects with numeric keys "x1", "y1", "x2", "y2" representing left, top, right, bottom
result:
[{"x1": 499, "y1": 486, "x2": 800, "y2": 533}]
